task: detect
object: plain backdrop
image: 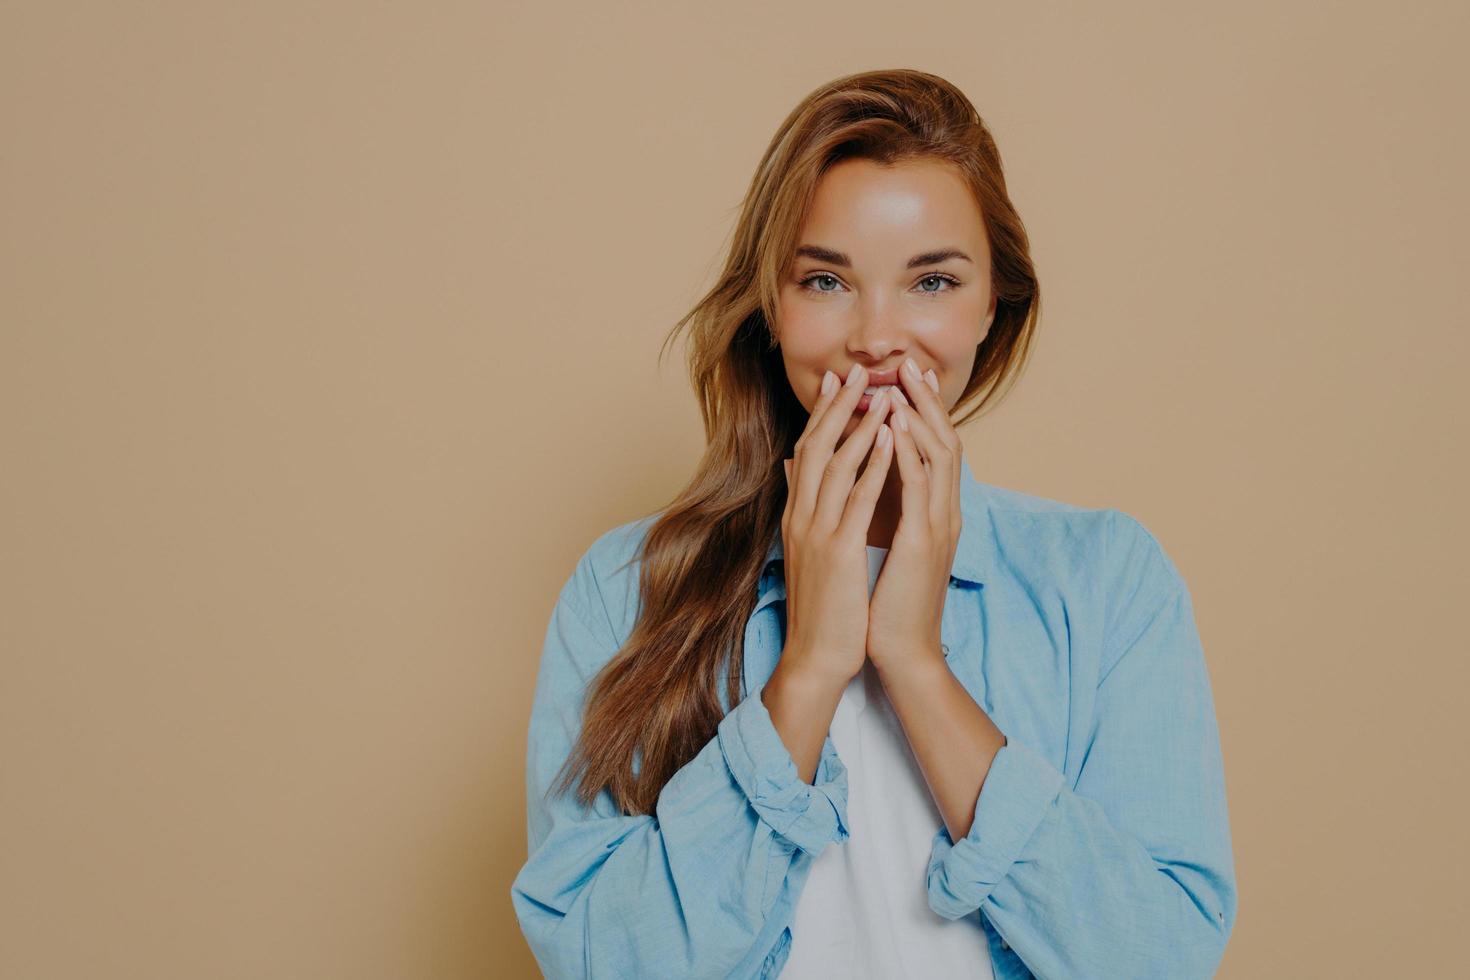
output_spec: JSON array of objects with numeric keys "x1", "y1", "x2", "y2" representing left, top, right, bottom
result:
[{"x1": 3, "y1": 2, "x2": 1466, "y2": 977}]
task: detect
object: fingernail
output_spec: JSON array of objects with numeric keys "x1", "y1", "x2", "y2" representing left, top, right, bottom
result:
[
  {"x1": 845, "y1": 364, "x2": 863, "y2": 387},
  {"x1": 904, "y1": 357, "x2": 921, "y2": 378},
  {"x1": 821, "y1": 370, "x2": 836, "y2": 395},
  {"x1": 890, "y1": 385, "x2": 909, "y2": 406},
  {"x1": 894, "y1": 403, "x2": 909, "y2": 431},
  {"x1": 925, "y1": 369, "x2": 939, "y2": 392}
]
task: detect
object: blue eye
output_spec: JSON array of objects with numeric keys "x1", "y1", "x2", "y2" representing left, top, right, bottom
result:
[
  {"x1": 916, "y1": 273, "x2": 960, "y2": 294},
  {"x1": 798, "y1": 273, "x2": 843, "y2": 293},
  {"x1": 795, "y1": 272, "x2": 961, "y2": 296}
]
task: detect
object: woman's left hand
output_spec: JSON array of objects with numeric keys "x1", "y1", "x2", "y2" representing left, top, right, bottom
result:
[{"x1": 866, "y1": 356, "x2": 964, "y2": 674}]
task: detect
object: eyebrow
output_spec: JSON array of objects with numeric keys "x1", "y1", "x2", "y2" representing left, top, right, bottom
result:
[{"x1": 793, "y1": 245, "x2": 974, "y2": 269}]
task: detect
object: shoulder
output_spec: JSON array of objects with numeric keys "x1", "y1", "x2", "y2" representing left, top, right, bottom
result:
[
  {"x1": 570, "y1": 511, "x2": 660, "y2": 643},
  {"x1": 983, "y1": 481, "x2": 1180, "y2": 577},
  {"x1": 979, "y1": 481, "x2": 1114, "y2": 584},
  {"x1": 993, "y1": 496, "x2": 1198, "y2": 680},
  {"x1": 978, "y1": 480, "x2": 1187, "y2": 624},
  {"x1": 581, "y1": 511, "x2": 657, "y2": 577},
  {"x1": 1099, "y1": 507, "x2": 1186, "y2": 595}
]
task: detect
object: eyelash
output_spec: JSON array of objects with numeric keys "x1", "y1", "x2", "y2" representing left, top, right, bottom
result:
[{"x1": 795, "y1": 272, "x2": 961, "y2": 297}]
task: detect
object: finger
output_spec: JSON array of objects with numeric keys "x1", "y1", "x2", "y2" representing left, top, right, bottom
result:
[
  {"x1": 887, "y1": 380, "x2": 958, "y2": 518},
  {"x1": 891, "y1": 400, "x2": 955, "y2": 529},
  {"x1": 898, "y1": 362, "x2": 962, "y2": 522},
  {"x1": 803, "y1": 368, "x2": 843, "y2": 442},
  {"x1": 926, "y1": 369, "x2": 962, "y2": 525},
  {"x1": 787, "y1": 370, "x2": 838, "y2": 514},
  {"x1": 837, "y1": 422, "x2": 893, "y2": 542},
  {"x1": 888, "y1": 408, "x2": 930, "y2": 540},
  {"x1": 792, "y1": 364, "x2": 867, "y2": 523},
  {"x1": 950, "y1": 446, "x2": 963, "y2": 540},
  {"x1": 812, "y1": 385, "x2": 893, "y2": 533},
  {"x1": 897, "y1": 358, "x2": 950, "y2": 436}
]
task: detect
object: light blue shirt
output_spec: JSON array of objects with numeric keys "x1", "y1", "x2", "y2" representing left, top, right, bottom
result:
[{"x1": 512, "y1": 455, "x2": 1238, "y2": 978}]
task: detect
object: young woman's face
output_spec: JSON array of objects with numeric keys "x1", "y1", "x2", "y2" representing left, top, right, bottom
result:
[{"x1": 776, "y1": 156, "x2": 997, "y2": 439}]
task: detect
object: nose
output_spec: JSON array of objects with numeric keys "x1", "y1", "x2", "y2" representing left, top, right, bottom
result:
[{"x1": 847, "y1": 296, "x2": 908, "y2": 362}]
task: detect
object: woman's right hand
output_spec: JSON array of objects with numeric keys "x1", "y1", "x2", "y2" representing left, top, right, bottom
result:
[{"x1": 779, "y1": 364, "x2": 896, "y2": 688}]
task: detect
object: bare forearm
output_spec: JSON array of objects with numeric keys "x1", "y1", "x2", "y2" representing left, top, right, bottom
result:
[
  {"x1": 875, "y1": 653, "x2": 1006, "y2": 841},
  {"x1": 761, "y1": 657, "x2": 846, "y2": 784}
]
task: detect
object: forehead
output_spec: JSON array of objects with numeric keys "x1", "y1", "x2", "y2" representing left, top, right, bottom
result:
[{"x1": 797, "y1": 157, "x2": 987, "y2": 261}]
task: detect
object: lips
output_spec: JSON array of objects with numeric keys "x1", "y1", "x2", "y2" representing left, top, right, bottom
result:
[{"x1": 860, "y1": 368, "x2": 902, "y2": 388}]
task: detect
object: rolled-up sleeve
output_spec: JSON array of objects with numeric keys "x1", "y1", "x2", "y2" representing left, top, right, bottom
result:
[
  {"x1": 720, "y1": 683, "x2": 850, "y2": 856},
  {"x1": 511, "y1": 543, "x2": 849, "y2": 980},
  {"x1": 926, "y1": 736, "x2": 1063, "y2": 918},
  {"x1": 924, "y1": 511, "x2": 1238, "y2": 979}
]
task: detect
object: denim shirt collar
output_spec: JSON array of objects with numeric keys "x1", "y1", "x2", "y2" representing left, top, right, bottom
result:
[{"x1": 753, "y1": 453, "x2": 994, "y2": 615}]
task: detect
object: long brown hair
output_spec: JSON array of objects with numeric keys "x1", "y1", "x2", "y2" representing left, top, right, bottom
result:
[{"x1": 550, "y1": 68, "x2": 1042, "y2": 816}]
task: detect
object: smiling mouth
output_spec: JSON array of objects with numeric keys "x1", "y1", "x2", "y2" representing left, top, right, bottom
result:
[{"x1": 854, "y1": 385, "x2": 899, "y2": 413}]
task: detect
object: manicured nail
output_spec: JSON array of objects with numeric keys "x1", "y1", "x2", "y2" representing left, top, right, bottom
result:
[
  {"x1": 925, "y1": 369, "x2": 939, "y2": 392},
  {"x1": 894, "y1": 403, "x2": 909, "y2": 431},
  {"x1": 845, "y1": 364, "x2": 864, "y2": 387},
  {"x1": 821, "y1": 370, "x2": 836, "y2": 395},
  {"x1": 877, "y1": 425, "x2": 892, "y2": 448},
  {"x1": 903, "y1": 357, "x2": 921, "y2": 379}
]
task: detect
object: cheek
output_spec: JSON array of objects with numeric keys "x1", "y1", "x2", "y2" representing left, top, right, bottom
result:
[
  {"x1": 776, "y1": 322, "x2": 839, "y2": 411},
  {"x1": 778, "y1": 351, "x2": 818, "y2": 413},
  {"x1": 932, "y1": 302, "x2": 987, "y2": 348},
  {"x1": 934, "y1": 341, "x2": 980, "y2": 408},
  {"x1": 931, "y1": 308, "x2": 985, "y2": 359},
  {"x1": 908, "y1": 323, "x2": 977, "y2": 410}
]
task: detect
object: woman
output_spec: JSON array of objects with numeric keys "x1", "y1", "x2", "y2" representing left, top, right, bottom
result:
[{"x1": 511, "y1": 68, "x2": 1237, "y2": 979}]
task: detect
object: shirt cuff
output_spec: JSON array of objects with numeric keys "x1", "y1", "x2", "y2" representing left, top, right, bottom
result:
[
  {"x1": 717, "y1": 686, "x2": 850, "y2": 857},
  {"x1": 926, "y1": 736, "x2": 1065, "y2": 920}
]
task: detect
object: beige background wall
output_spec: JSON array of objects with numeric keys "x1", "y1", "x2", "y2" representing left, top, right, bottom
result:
[{"x1": 3, "y1": 2, "x2": 1465, "y2": 977}]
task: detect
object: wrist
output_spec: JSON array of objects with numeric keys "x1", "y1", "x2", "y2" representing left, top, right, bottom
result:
[
  {"x1": 768, "y1": 651, "x2": 853, "y2": 701},
  {"x1": 871, "y1": 646, "x2": 950, "y2": 689}
]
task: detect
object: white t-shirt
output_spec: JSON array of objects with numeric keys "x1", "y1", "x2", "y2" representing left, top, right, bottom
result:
[{"x1": 782, "y1": 544, "x2": 994, "y2": 979}]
